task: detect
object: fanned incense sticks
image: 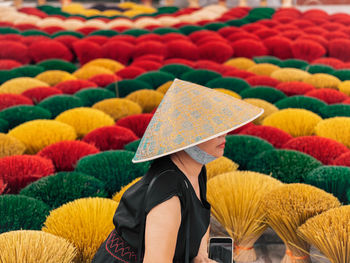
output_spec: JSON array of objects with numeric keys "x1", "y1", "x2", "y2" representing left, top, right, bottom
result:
[
  {"x1": 262, "y1": 184, "x2": 340, "y2": 263},
  {"x1": 298, "y1": 205, "x2": 350, "y2": 263},
  {"x1": 207, "y1": 171, "x2": 282, "y2": 262}
]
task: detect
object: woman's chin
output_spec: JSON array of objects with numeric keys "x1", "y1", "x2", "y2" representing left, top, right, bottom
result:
[{"x1": 214, "y1": 148, "x2": 225, "y2": 157}]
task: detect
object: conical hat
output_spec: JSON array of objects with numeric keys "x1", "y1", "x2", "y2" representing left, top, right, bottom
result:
[{"x1": 132, "y1": 79, "x2": 264, "y2": 163}]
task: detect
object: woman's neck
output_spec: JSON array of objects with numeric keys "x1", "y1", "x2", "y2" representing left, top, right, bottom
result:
[{"x1": 170, "y1": 151, "x2": 203, "y2": 180}]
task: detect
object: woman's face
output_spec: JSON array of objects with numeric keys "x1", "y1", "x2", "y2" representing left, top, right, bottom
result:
[{"x1": 196, "y1": 133, "x2": 227, "y2": 158}]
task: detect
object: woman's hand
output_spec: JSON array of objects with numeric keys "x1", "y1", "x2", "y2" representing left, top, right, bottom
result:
[
  {"x1": 192, "y1": 254, "x2": 218, "y2": 263},
  {"x1": 192, "y1": 225, "x2": 218, "y2": 263}
]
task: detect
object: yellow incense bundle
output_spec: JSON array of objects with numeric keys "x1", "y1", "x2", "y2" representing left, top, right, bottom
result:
[
  {"x1": 42, "y1": 197, "x2": 119, "y2": 263},
  {"x1": 262, "y1": 184, "x2": 340, "y2": 263},
  {"x1": 207, "y1": 171, "x2": 282, "y2": 262},
  {"x1": 298, "y1": 205, "x2": 350, "y2": 263},
  {"x1": 205, "y1": 156, "x2": 238, "y2": 180},
  {"x1": 0, "y1": 230, "x2": 77, "y2": 263}
]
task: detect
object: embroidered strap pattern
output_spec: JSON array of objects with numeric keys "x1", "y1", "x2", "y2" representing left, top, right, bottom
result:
[{"x1": 106, "y1": 230, "x2": 138, "y2": 263}]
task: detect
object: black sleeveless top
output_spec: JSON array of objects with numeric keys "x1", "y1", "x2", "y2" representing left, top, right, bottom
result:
[{"x1": 113, "y1": 155, "x2": 211, "y2": 262}]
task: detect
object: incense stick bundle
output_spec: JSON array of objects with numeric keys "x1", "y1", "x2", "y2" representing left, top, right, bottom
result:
[
  {"x1": 0, "y1": 230, "x2": 77, "y2": 263},
  {"x1": 43, "y1": 197, "x2": 119, "y2": 263},
  {"x1": 298, "y1": 205, "x2": 350, "y2": 263},
  {"x1": 207, "y1": 171, "x2": 282, "y2": 262},
  {"x1": 262, "y1": 184, "x2": 340, "y2": 263},
  {"x1": 205, "y1": 156, "x2": 238, "y2": 180}
]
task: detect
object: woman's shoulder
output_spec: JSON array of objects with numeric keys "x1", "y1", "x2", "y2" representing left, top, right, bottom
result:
[
  {"x1": 148, "y1": 156, "x2": 185, "y2": 183},
  {"x1": 143, "y1": 158, "x2": 189, "y2": 212},
  {"x1": 145, "y1": 163, "x2": 187, "y2": 196}
]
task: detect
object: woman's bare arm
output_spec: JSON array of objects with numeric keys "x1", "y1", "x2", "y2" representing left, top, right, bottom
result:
[{"x1": 143, "y1": 196, "x2": 181, "y2": 263}]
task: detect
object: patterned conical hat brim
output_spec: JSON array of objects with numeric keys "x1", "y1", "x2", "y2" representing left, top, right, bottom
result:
[{"x1": 132, "y1": 79, "x2": 264, "y2": 163}]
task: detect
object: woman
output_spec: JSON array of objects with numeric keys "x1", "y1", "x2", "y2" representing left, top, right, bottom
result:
[{"x1": 92, "y1": 79, "x2": 263, "y2": 263}]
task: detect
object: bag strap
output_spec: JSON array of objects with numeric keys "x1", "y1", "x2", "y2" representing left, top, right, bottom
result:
[
  {"x1": 184, "y1": 179, "x2": 190, "y2": 263},
  {"x1": 137, "y1": 169, "x2": 191, "y2": 263}
]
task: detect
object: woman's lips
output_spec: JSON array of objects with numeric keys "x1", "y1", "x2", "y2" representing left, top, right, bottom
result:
[{"x1": 218, "y1": 143, "x2": 225, "y2": 148}]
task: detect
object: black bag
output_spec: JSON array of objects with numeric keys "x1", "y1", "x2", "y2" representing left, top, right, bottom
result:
[{"x1": 92, "y1": 170, "x2": 190, "y2": 263}]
